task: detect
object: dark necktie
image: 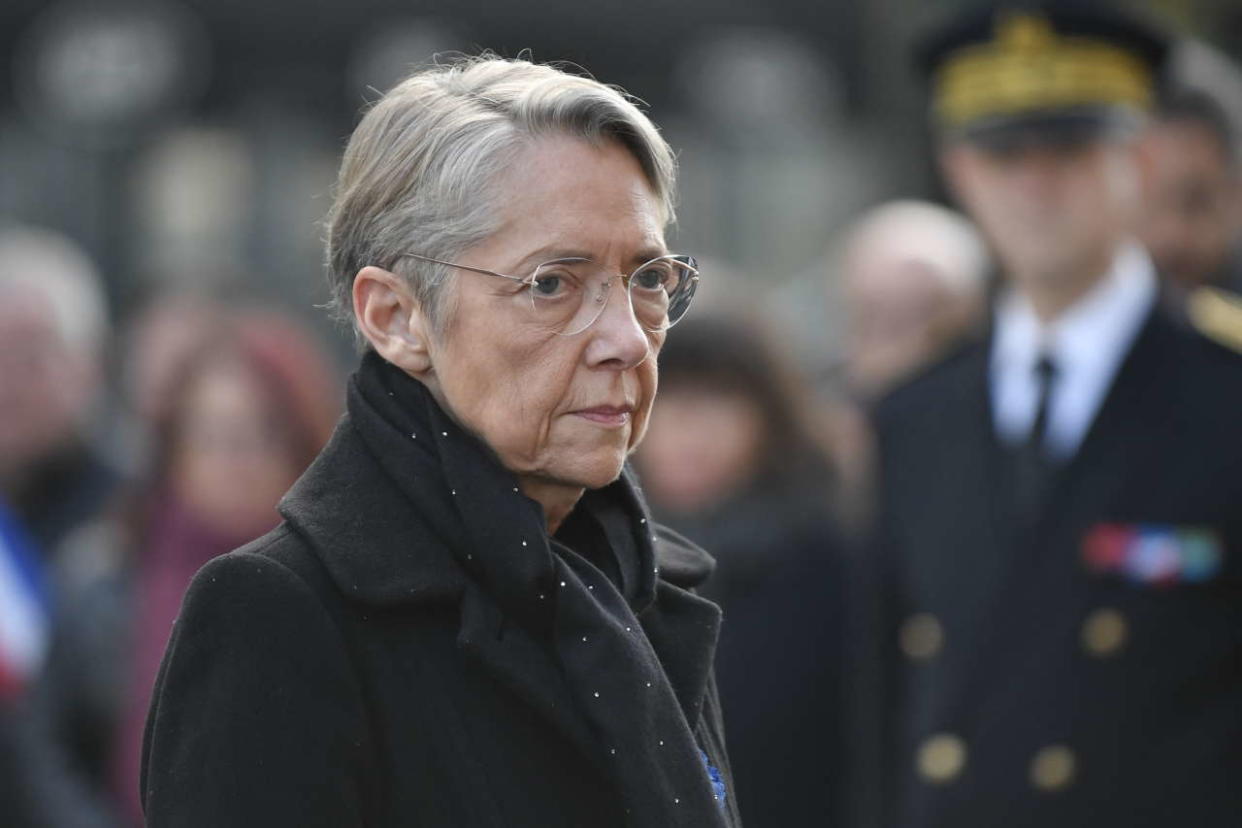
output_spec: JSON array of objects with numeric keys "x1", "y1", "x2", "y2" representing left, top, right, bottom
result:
[{"x1": 1014, "y1": 354, "x2": 1058, "y2": 522}]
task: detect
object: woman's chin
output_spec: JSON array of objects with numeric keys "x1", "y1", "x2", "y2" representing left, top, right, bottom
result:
[{"x1": 555, "y1": 453, "x2": 628, "y2": 492}]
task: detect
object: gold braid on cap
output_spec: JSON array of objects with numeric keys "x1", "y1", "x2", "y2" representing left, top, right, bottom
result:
[{"x1": 933, "y1": 12, "x2": 1153, "y2": 129}]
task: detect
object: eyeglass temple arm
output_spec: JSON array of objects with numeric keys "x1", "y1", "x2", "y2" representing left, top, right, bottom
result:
[{"x1": 390, "y1": 252, "x2": 528, "y2": 285}]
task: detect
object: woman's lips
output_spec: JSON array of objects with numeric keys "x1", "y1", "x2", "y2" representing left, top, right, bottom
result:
[{"x1": 573, "y1": 405, "x2": 633, "y2": 426}]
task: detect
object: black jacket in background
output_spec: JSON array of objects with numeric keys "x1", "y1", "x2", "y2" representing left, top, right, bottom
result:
[
  {"x1": 659, "y1": 486, "x2": 845, "y2": 827},
  {"x1": 141, "y1": 355, "x2": 741, "y2": 828},
  {"x1": 866, "y1": 299, "x2": 1242, "y2": 828}
]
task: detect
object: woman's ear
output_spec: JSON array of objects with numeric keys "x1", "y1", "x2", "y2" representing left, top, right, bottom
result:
[{"x1": 352, "y1": 266, "x2": 434, "y2": 375}]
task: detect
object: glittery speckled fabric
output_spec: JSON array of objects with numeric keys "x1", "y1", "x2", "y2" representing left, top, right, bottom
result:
[{"x1": 349, "y1": 352, "x2": 730, "y2": 827}]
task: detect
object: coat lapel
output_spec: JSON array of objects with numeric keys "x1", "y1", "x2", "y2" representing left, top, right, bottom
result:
[
  {"x1": 1043, "y1": 302, "x2": 1169, "y2": 523},
  {"x1": 1020, "y1": 304, "x2": 1174, "y2": 628},
  {"x1": 642, "y1": 527, "x2": 723, "y2": 728},
  {"x1": 906, "y1": 343, "x2": 1016, "y2": 643},
  {"x1": 639, "y1": 581, "x2": 722, "y2": 728},
  {"x1": 930, "y1": 344, "x2": 1023, "y2": 709}
]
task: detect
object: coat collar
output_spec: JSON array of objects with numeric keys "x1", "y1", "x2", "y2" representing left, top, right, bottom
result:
[
  {"x1": 280, "y1": 409, "x2": 723, "y2": 776},
  {"x1": 276, "y1": 355, "x2": 725, "y2": 764},
  {"x1": 277, "y1": 361, "x2": 722, "y2": 737},
  {"x1": 277, "y1": 416, "x2": 466, "y2": 607},
  {"x1": 278, "y1": 416, "x2": 718, "y2": 609}
]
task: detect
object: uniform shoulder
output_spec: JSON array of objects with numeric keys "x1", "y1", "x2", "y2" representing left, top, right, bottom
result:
[{"x1": 1186, "y1": 286, "x2": 1242, "y2": 361}]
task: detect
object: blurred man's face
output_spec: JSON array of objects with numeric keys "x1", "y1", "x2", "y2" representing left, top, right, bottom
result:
[
  {"x1": 1140, "y1": 119, "x2": 1241, "y2": 290},
  {"x1": 0, "y1": 292, "x2": 93, "y2": 484},
  {"x1": 941, "y1": 136, "x2": 1142, "y2": 298},
  {"x1": 845, "y1": 260, "x2": 976, "y2": 398}
]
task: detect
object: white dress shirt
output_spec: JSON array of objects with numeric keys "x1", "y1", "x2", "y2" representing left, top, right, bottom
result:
[{"x1": 990, "y1": 241, "x2": 1158, "y2": 460}]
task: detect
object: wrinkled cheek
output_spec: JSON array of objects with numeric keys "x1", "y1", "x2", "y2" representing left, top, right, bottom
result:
[
  {"x1": 479, "y1": 401, "x2": 549, "y2": 473},
  {"x1": 628, "y1": 393, "x2": 657, "y2": 452},
  {"x1": 473, "y1": 415, "x2": 524, "y2": 470},
  {"x1": 436, "y1": 378, "x2": 513, "y2": 464}
]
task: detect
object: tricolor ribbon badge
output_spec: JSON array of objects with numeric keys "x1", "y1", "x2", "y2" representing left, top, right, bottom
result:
[
  {"x1": 0, "y1": 502, "x2": 50, "y2": 701},
  {"x1": 1083, "y1": 523, "x2": 1224, "y2": 587}
]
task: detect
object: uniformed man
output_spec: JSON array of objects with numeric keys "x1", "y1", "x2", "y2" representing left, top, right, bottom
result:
[{"x1": 866, "y1": 3, "x2": 1242, "y2": 826}]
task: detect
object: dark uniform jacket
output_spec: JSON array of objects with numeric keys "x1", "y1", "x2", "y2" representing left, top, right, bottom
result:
[
  {"x1": 869, "y1": 297, "x2": 1242, "y2": 828},
  {"x1": 141, "y1": 354, "x2": 740, "y2": 828},
  {"x1": 665, "y1": 484, "x2": 845, "y2": 827}
]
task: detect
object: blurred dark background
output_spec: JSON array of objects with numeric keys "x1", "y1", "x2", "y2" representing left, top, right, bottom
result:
[
  {"x1": 2, "y1": 1, "x2": 1241, "y2": 826},
  {"x1": 0, "y1": 0, "x2": 1237, "y2": 356}
]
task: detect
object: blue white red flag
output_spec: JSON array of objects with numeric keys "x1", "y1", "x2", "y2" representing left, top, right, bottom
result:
[{"x1": 0, "y1": 501, "x2": 50, "y2": 700}]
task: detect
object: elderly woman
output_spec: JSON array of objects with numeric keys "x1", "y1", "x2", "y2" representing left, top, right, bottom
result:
[{"x1": 140, "y1": 57, "x2": 739, "y2": 827}]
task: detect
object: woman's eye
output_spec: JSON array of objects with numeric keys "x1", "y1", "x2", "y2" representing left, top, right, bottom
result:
[
  {"x1": 531, "y1": 270, "x2": 575, "y2": 298},
  {"x1": 633, "y1": 265, "x2": 670, "y2": 291},
  {"x1": 532, "y1": 275, "x2": 561, "y2": 296}
]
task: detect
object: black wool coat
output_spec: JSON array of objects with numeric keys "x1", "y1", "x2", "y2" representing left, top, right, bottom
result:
[
  {"x1": 864, "y1": 298, "x2": 1242, "y2": 828},
  {"x1": 141, "y1": 359, "x2": 741, "y2": 828}
]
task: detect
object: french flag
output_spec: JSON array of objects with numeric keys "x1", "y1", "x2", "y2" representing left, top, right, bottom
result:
[{"x1": 0, "y1": 501, "x2": 50, "y2": 700}]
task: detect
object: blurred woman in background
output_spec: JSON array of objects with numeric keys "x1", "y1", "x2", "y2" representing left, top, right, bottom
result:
[
  {"x1": 35, "y1": 306, "x2": 339, "y2": 827},
  {"x1": 112, "y1": 308, "x2": 339, "y2": 821},
  {"x1": 634, "y1": 313, "x2": 847, "y2": 827}
]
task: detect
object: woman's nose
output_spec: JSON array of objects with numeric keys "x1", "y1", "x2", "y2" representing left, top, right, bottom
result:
[{"x1": 584, "y1": 277, "x2": 651, "y2": 368}]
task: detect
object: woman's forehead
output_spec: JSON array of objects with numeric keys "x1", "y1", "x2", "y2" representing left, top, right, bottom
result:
[
  {"x1": 518, "y1": 201, "x2": 667, "y2": 254},
  {"x1": 514, "y1": 242, "x2": 670, "y2": 270},
  {"x1": 501, "y1": 137, "x2": 663, "y2": 215}
]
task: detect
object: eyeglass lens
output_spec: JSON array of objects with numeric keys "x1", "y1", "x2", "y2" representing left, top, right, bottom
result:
[{"x1": 529, "y1": 255, "x2": 698, "y2": 335}]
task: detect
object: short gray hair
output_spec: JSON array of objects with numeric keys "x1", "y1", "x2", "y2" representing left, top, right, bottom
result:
[
  {"x1": 0, "y1": 223, "x2": 109, "y2": 354},
  {"x1": 324, "y1": 55, "x2": 678, "y2": 340}
]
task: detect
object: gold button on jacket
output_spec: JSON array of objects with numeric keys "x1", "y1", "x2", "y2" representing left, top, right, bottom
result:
[
  {"x1": 1082, "y1": 608, "x2": 1128, "y2": 657},
  {"x1": 901, "y1": 613, "x2": 945, "y2": 660},
  {"x1": 1030, "y1": 745, "x2": 1077, "y2": 792},
  {"x1": 918, "y1": 733, "x2": 967, "y2": 783}
]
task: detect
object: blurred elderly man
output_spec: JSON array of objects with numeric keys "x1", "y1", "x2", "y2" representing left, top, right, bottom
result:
[
  {"x1": 842, "y1": 200, "x2": 989, "y2": 399},
  {"x1": 1140, "y1": 88, "x2": 1242, "y2": 293},
  {"x1": 863, "y1": 4, "x2": 1242, "y2": 828},
  {"x1": 0, "y1": 225, "x2": 119, "y2": 827},
  {"x1": 0, "y1": 225, "x2": 116, "y2": 562}
]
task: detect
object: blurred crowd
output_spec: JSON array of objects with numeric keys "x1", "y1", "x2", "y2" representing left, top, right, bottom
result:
[
  {"x1": 0, "y1": 236, "x2": 342, "y2": 824},
  {"x1": 2, "y1": 1, "x2": 1242, "y2": 827}
]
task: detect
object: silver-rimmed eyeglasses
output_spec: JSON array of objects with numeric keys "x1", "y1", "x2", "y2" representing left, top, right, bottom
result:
[{"x1": 390, "y1": 252, "x2": 700, "y2": 336}]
